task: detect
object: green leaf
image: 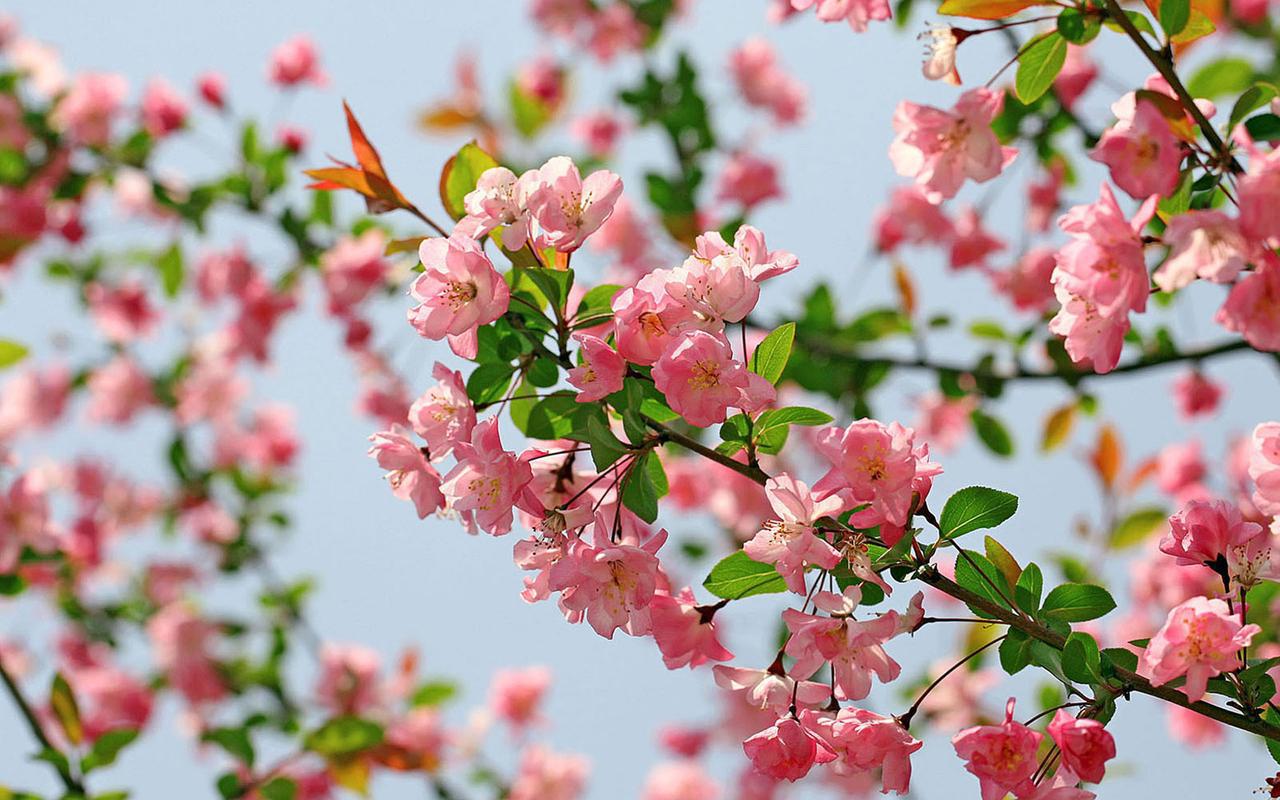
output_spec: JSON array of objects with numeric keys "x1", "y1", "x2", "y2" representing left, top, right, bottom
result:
[
  {"x1": 261, "y1": 777, "x2": 298, "y2": 800},
  {"x1": 1186, "y1": 57, "x2": 1254, "y2": 99},
  {"x1": 1015, "y1": 32, "x2": 1068, "y2": 104},
  {"x1": 1056, "y1": 7, "x2": 1100, "y2": 43},
  {"x1": 523, "y1": 394, "x2": 598, "y2": 441},
  {"x1": 749, "y1": 323, "x2": 796, "y2": 384},
  {"x1": 1063, "y1": 631, "x2": 1103, "y2": 683},
  {"x1": 0, "y1": 339, "x2": 29, "y2": 370},
  {"x1": 1041, "y1": 583, "x2": 1116, "y2": 622},
  {"x1": 703, "y1": 550, "x2": 788, "y2": 599},
  {"x1": 509, "y1": 79, "x2": 554, "y2": 139},
  {"x1": 622, "y1": 450, "x2": 661, "y2": 523},
  {"x1": 156, "y1": 242, "x2": 183, "y2": 298},
  {"x1": 939, "y1": 486, "x2": 1018, "y2": 539},
  {"x1": 573, "y1": 284, "x2": 622, "y2": 327},
  {"x1": 954, "y1": 549, "x2": 1013, "y2": 616},
  {"x1": 1230, "y1": 82, "x2": 1278, "y2": 129},
  {"x1": 984, "y1": 535, "x2": 1022, "y2": 589},
  {"x1": 524, "y1": 267, "x2": 574, "y2": 310},
  {"x1": 439, "y1": 141, "x2": 499, "y2": 220},
  {"x1": 754, "y1": 406, "x2": 833, "y2": 433},
  {"x1": 80, "y1": 728, "x2": 139, "y2": 773},
  {"x1": 1245, "y1": 113, "x2": 1280, "y2": 142},
  {"x1": 1267, "y1": 708, "x2": 1280, "y2": 765},
  {"x1": 1109, "y1": 506, "x2": 1167, "y2": 549},
  {"x1": 50, "y1": 673, "x2": 83, "y2": 746},
  {"x1": 1158, "y1": 0, "x2": 1190, "y2": 37},
  {"x1": 202, "y1": 727, "x2": 255, "y2": 767},
  {"x1": 1015, "y1": 562, "x2": 1043, "y2": 614},
  {"x1": 467, "y1": 363, "x2": 514, "y2": 405},
  {"x1": 410, "y1": 680, "x2": 458, "y2": 707},
  {"x1": 586, "y1": 416, "x2": 630, "y2": 471},
  {"x1": 970, "y1": 409, "x2": 1014, "y2": 457},
  {"x1": 304, "y1": 717, "x2": 384, "y2": 757},
  {"x1": 999, "y1": 628, "x2": 1034, "y2": 674},
  {"x1": 1103, "y1": 10, "x2": 1157, "y2": 37}
]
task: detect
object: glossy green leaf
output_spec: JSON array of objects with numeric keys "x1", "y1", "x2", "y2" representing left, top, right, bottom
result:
[
  {"x1": 703, "y1": 550, "x2": 788, "y2": 599},
  {"x1": 1015, "y1": 32, "x2": 1068, "y2": 104},
  {"x1": 750, "y1": 323, "x2": 796, "y2": 384},
  {"x1": 1042, "y1": 583, "x2": 1116, "y2": 622},
  {"x1": 939, "y1": 486, "x2": 1019, "y2": 539}
]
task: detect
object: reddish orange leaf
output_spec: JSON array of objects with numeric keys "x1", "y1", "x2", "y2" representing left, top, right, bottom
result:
[
  {"x1": 937, "y1": 0, "x2": 1046, "y2": 20},
  {"x1": 343, "y1": 101, "x2": 388, "y2": 180},
  {"x1": 1089, "y1": 423, "x2": 1123, "y2": 490},
  {"x1": 892, "y1": 261, "x2": 917, "y2": 318}
]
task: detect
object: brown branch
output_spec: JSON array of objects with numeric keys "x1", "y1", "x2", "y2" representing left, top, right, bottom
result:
[{"x1": 0, "y1": 658, "x2": 85, "y2": 793}]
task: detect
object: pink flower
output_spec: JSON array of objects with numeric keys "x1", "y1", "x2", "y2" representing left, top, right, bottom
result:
[
  {"x1": 0, "y1": 473, "x2": 58, "y2": 573},
  {"x1": 489, "y1": 666, "x2": 551, "y2": 731},
  {"x1": 717, "y1": 151, "x2": 783, "y2": 209},
  {"x1": 1153, "y1": 210, "x2": 1250, "y2": 292},
  {"x1": 321, "y1": 229, "x2": 387, "y2": 314},
  {"x1": 549, "y1": 528, "x2": 667, "y2": 638},
  {"x1": 744, "y1": 474, "x2": 843, "y2": 594},
  {"x1": 86, "y1": 355, "x2": 154, "y2": 424},
  {"x1": 240, "y1": 405, "x2": 299, "y2": 471},
  {"x1": 791, "y1": 0, "x2": 892, "y2": 32},
  {"x1": 175, "y1": 355, "x2": 246, "y2": 424},
  {"x1": 277, "y1": 124, "x2": 307, "y2": 153},
  {"x1": 1166, "y1": 704, "x2": 1224, "y2": 748},
  {"x1": 1172, "y1": 370, "x2": 1223, "y2": 420},
  {"x1": 652, "y1": 330, "x2": 776, "y2": 427},
  {"x1": 65, "y1": 666, "x2": 154, "y2": 742},
  {"x1": 148, "y1": 604, "x2": 226, "y2": 707},
  {"x1": 873, "y1": 185, "x2": 955, "y2": 252},
  {"x1": 441, "y1": 419, "x2": 533, "y2": 535},
  {"x1": 196, "y1": 72, "x2": 226, "y2": 109},
  {"x1": 408, "y1": 363, "x2": 475, "y2": 459},
  {"x1": 1216, "y1": 255, "x2": 1280, "y2": 351},
  {"x1": 524, "y1": 156, "x2": 623, "y2": 252},
  {"x1": 783, "y1": 586, "x2": 903, "y2": 700},
  {"x1": 1089, "y1": 99, "x2": 1181, "y2": 199},
  {"x1": 914, "y1": 391, "x2": 975, "y2": 452},
  {"x1": 1054, "y1": 46, "x2": 1097, "y2": 110},
  {"x1": 1238, "y1": 148, "x2": 1280, "y2": 242},
  {"x1": 948, "y1": 206, "x2": 1005, "y2": 270},
  {"x1": 382, "y1": 707, "x2": 446, "y2": 771},
  {"x1": 650, "y1": 587, "x2": 734, "y2": 669},
  {"x1": 812, "y1": 419, "x2": 941, "y2": 541},
  {"x1": 729, "y1": 38, "x2": 807, "y2": 125},
  {"x1": 1251, "y1": 421, "x2": 1280, "y2": 515},
  {"x1": 920, "y1": 25, "x2": 962, "y2": 85},
  {"x1": 181, "y1": 501, "x2": 238, "y2": 545},
  {"x1": 368, "y1": 426, "x2": 445, "y2": 519},
  {"x1": 1138, "y1": 596, "x2": 1260, "y2": 701},
  {"x1": 408, "y1": 234, "x2": 510, "y2": 359},
  {"x1": 140, "y1": 79, "x2": 187, "y2": 138},
  {"x1": 51, "y1": 72, "x2": 127, "y2": 147},
  {"x1": 531, "y1": 0, "x2": 592, "y2": 35},
  {"x1": 86, "y1": 280, "x2": 160, "y2": 343},
  {"x1": 952, "y1": 698, "x2": 1042, "y2": 800},
  {"x1": 890, "y1": 88, "x2": 1017, "y2": 203},
  {"x1": 269, "y1": 35, "x2": 326, "y2": 87},
  {"x1": 508, "y1": 745, "x2": 589, "y2": 800},
  {"x1": 315, "y1": 644, "x2": 382, "y2": 715},
  {"x1": 642, "y1": 761, "x2": 721, "y2": 800},
  {"x1": 742, "y1": 716, "x2": 836, "y2": 782},
  {"x1": 567, "y1": 333, "x2": 626, "y2": 402},
  {"x1": 713, "y1": 665, "x2": 831, "y2": 714},
  {"x1": 657, "y1": 725, "x2": 710, "y2": 758},
  {"x1": 458, "y1": 166, "x2": 537, "y2": 246},
  {"x1": 1155, "y1": 440, "x2": 1207, "y2": 499},
  {"x1": 570, "y1": 110, "x2": 624, "y2": 158},
  {"x1": 1026, "y1": 164, "x2": 1064, "y2": 233},
  {"x1": 1160, "y1": 499, "x2": 1275, "y2": 590},
  {"x1": 195, "y1": 246, "x2": 256, "y2": 302},
  {"x1": 1046, "y1": 709, "x2": 1115, "y2": 784},
  {"x1": 586, "y1": 3, "x2": 646, "y2": 62},
  {"x1": 659, "y1": 225, "x2": 797, "y2": 327},
  {"x1": 516, "y1": 55, "x2": 566, "y2": 108},
  {"x1": 804, "y1": 707, "x2": 922, "y2": 794}
]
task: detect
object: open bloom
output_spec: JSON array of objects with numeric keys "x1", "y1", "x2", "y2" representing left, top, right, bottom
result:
[
  {"x1": 408, "y1": 234, "x2": 510, "y2": 359},
  {"x1": 458, "y1": 165, "x2": 537, "y2": 246},
  {"x1": 315, "y1": 644, "x2": 382, "y2": 716},
  {"x1": 1216, "y1": 256, "x2": 1280, "y2": 352},
  {"x1": 567, "y1": 333, "x2": 626, "y2": 402},
  {"x1": 812, "y1": 419, "x2": 941, "y2": 542},
  {"x1": 791, "y1": 0, "x2": 892, "y2": 32},
  {"x1": 1160, "y1": 499, "x2": 1276, "y2": 588},
  {"x1": 1138, "y1": 596, "x2": 1260, "y2": 701},
  {"x1": 51, "y1": 72, "x2": 127, "y2": 146},
  {"x1": 650, "y1": 587, "x2": 734, "y2": 669},
  {"x1": 804, "y1": 707, "x2": 922, "y2": 794},
  {"x1": 919, "y1": 25, "x2": 961, "y2": 85},
  {"x1": 742, "y1": 716, "x2": 836, "y2": 782},
  {"x1": 440, "y1": 419, "x2": 533, "y2": 535},
  {"x1": 717, "y1": 151, "x2": 783, "y2": 209},
  {"x1": 1153, "y1": 210, "x2": 1250, "y2": 292},
  {"x1": 713, "y1": 665, "x2": 831, "y2": 714},
  {"x1": 1046, "y1": 709, "x2": 1115, "y2": 784},
  {"x1": 1089, "y1": 99, "x2": 1181, "y2": 199},
  {"x1": 952, "y1": 698, "x2": 1042, "y2": 800},
  {"x1": 524, "y1": 156, "x2": 622, "y2": 252},
  {"x1": 269, "y1": 35, "x2": 326, "y2": 87},
  {"x1": 368, "y1": 426, "x2": 444, "y2": 519},
  {"x1": 86, "y1": 355, "x2": 154, "y2": 425},
  {"x1": 140, "y1": 78, "x2": 187, "y2": 138},
  {"x1": 320, "y1": 229, "x2": 387, "y2": 314},
  {"x1": 652, "y1": 330, "x2": 776, "y2": 427},
  {"x1": 728, "y1": 37, "x2": 807, "y2": 124},
  {"x1": 1251, "y1": 422, "x2": 1280, "y2": 515},
  {"x1": 889, "y1": 87, "x2": 1017, "y2": 203},
  {"x1": 408, "y1": 363, "x2": 475, "y2": 459},
  {"x1": 1172, "y1": 370, "x2": 1223, "y2": 420},
  {"x1": 744, "y1": 474, "x2": 843, "y2": 594},
  {"x1": 783, "y1": 586, "x2": 904, "y2": 700},
  {"x1": 549, "y1": 528, "x2": 667, "y2": 638},
  {"x1": 489, "y1": 666, "x2": 551, "y2": 731}
]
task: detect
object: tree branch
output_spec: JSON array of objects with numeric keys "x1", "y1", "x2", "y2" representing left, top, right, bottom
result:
[{"x1": 0, "y1": 658, "x2": 85, "y2": 794}]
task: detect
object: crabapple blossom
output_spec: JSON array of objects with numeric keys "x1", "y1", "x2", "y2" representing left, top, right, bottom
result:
[
  {"x1": 86, "y1": 355, "x2": 155, "y2": 425},
  {"x1": 889, "y1": 87, "x2": 1017, "y2": 203},
  {"x1": 742, "y1": 716, "x2": 836, "y2": 782},
  {"x1": 1089, "y1": 99, "x2": 1181, "y2": 199},
  {"x1": 1238, "y1": 147, "x2": 1280, "y2": 242},
  {"x1": 1172, "y1": 370, "x2": 1224, "y2": 420},
  {"x1": 86, "y1": 280, "x2": 161, "y2": 343},
  {"x1": 567, "y1": 333, "x2": 626, "y2": 402},
  {"x1": 1155, "y1": 440, "x2": 1207, "y2": 499},
  {"x1": 440, "y1": 419, "x2": 533, "y2": 535},
  {"x1": 1160, "y1": 499, "x2": 1277, "y2": 588},
  {"x1": 1153, "y1": 210, "x2": 1250, "y2": 292},
  {"x1": 649, "y1": 587, "x2": 734, "y2": 669},
  {"x1": 408, "y1": 233, "x2": 511, "y2": 359},
  {"x1": 952, "y1": 698, "x2": 1042, "y2": 800},
  {"x1": 1047, "y1": 709, "x2": 1116, "y2": 784},
  {"x1": 914, "y1": 391, "x2": 975, "y2": 452},
  {"x1": 652, "y1": 330, "x2": 776, "y2": 427},
  {"x1": 458, "y1": 165, "x2": 536, "y2": 246},
  {"x1": 523, "y1": 156, "x2": 623, "y2": 252},
  {"x1": 570, "y1": 110, "x2": 624, "y2": 158},
  {"x1": 408, "y1": 363, "x2": 475, "y2": 458},
  {"x1": 269, "y1": 35, "x2": 326, "y2": 87},
  {"x1": 1251, "y1": 422, "x2": 1280, "y2": 515},
  {"x1": 712, "y1": 665, "x2": 832, "y2": 714},
  {"x1": 920, "y1": 24, "x2": 962, "y2": 84},
  {"x1": 549, "y1": 527, "x2": 667, "y2": 638},
  {"x1": 516, "y1": 55, "x2": 566, "y2": 108},
  {"x1": 0, "y1": 473, "x2": 58, "y2": 572},
  {"x1": 783, "y1": 586, "x2": 905, "y2": 700},
  {"x1": 586, "y1": 3, "x2": 645, "y2": 62},
  {"x1": 948, "y1": 206, "x2": 1005, "y2": 270},
  {"x1": 743, "y1": 474, "x2": 843, "y2": 594},
  {"x1": 804, "y1": 706, "x2": 923, "y2": 794},
  {"x1": 147, "y1": 604, "x2": 226, "y2": 707},
  {"x1": 140, "y1": 78, "x2": 188, "y2": 138},
  {"x1": 642, "y1": 761, "x2": 721, "y2": 800},
  {"x1": 489, "y1": 666, "x2": 551, "y2": 731},
  {"x1": 64, "y1": 666, "x2": 154, "y2": 743},
  {"x1": 1216, "y1": 255, "x2": 1280, "y2": 351},
  {"x1": 729, "y1": 37, "x2": 807, "y2": 124},
  {"x1": 320, "y1": 229, "x2": 387, "y2": 314},
  {"x1": 811, "y1": 418, "x2": 942, "y2": 543},
  {"x1": 716, "y1": 151, "x2": 783, "y2": 209},
  {"x1": 791, "y1": 0, "x2": 892, "y2": 32},
  {"x1": 196, "y1": 71, "x2": 226, "y2": 109},
  {"x1": 508, "y1": 745, "x2": 589, "y2": 800},
  {"x1": 874, "y1": 185, "x2": 955, "y2": 251},
  {"x1": 1055, "y1": 46, "x2": 1097, "y2": 110},
  {"x1": 368, "y1": 426, "x2": 445, "y2": 519},
  {"x1": 1138, "y1": 596, "x2": 1260, "y2": 701},
  {"x1": 50, "y1": 72, "x2": 127, "y2": 146},
  {"x1": 314, "y1": 643, "x2": 383, "y2": 715}
]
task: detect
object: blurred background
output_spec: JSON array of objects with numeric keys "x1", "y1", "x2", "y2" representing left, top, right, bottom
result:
[{"x1": 0, "y1": 0, "x2": 1273, "y2": 796}]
